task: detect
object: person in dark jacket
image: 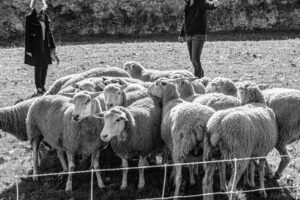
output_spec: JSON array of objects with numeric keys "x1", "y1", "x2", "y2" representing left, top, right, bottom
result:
[
  {"x1": 178, "y1": 0, "x2": 219, "y2": 78},
  {"x1": 24, "y1": 0, "x2": 58, "y2": 95}
]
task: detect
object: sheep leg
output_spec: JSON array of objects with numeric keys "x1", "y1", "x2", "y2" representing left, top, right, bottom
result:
[
  {"x1": 32, "y1": 138, "x2": 41, "y2": 182},
  {"x1": 202, "y1": 162, "x2": 216, "y2": 200},
  {"x1": 226, "y1": 161, "x2": 246, "y2": 200},
  {"x1": 264, "y1": 159, "x2": 274, "y2": 179},
  {"x1": 65, "y1": 153, "x2": 75, "y2": 192},
  {"x1": 57, "y1": 149, "x2": 68, "y2": 172},
  {"x1": 188, "y1": 165, "x2": 196, "y2": 185},
  {"x1": 258, "y1": 159, "x2": 267, "y2": 198},
  {"x1": 91, "y1": 151, "x2": 105, "y2": 189},
  {"x1": 218, "y1": 162, "x2": 227, "y2": 192},
  {"x1": 194, "y1": 164, "x2": 199, "y2": 176},
  {"x1": 275, "y1": 145, "x2": 290, "y2": 179},
  {"x1": 120, "y1": 158, "x2": 128, "y2": 190},
  {"x1": 138, "y1": 156, "x2": 147, "y2": 189},
  {"x1": 174, "y1": 164, "x2": 183, "y2": 199},
  {"x1": 249, "y1": 161, "x2": 256, "y2": 188},
  {"x1": 169, "y1": 167, "x2": 175, "y2": 184}
]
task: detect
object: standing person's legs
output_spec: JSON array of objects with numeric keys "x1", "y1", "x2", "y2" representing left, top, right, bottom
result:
[
  {"x1": 191, "y1": 35, "x2": 205, "y2": 78},
  {"x1": 41, "y1": 60, "x2": 48, "y2": 92},
  {"x1": 34, "y1": 65, "x2": 43, "y2": 92}
]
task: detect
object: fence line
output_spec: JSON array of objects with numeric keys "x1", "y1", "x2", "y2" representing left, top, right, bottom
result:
[{"x1": 12, "y1": 154, "x2": 300, "y2": 200}]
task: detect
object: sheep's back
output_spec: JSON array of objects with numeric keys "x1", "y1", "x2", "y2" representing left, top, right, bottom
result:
[
  {"x1": 263, "y1": 88, "x2": 300, "y2": 146},
  {"x1": 193, "y1": 93, "x2": 241, "y2": 111},
  {"x1": 207, "y1": 105, "x2": 277, "y2": 160}
]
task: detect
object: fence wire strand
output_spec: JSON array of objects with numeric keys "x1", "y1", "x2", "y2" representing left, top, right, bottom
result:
[{"x1": 11, "y1": 154, "x2": 300, "y2": 200}]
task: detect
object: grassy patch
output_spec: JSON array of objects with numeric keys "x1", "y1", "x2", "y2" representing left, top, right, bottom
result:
[{"x1": 0, "y1": 33, "x2": 299, "y2": 200}]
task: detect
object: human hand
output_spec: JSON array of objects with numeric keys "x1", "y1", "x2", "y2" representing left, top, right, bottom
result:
[
  {"x1": 26, "y1": 52, "x2": 32, "y2": 57},
  {"x1": 178, "y1": 37, "x2": 185, "y2": 43},
  {"x1": 51, "y1": 49, "x2": 60, "y2": 65}
]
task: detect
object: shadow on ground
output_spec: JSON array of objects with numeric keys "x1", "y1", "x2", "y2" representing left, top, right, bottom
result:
[
  {"x1": 1, "y1": 30, "x2": 299, "y2": 48},
  {"x1": 0, "y1": 146, "x2": 296, "y2": 200}
]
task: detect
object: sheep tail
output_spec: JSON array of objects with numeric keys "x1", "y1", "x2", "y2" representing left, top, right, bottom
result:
[{"x1": 0, "y1": 98, "x2": 37, "y2": 141}]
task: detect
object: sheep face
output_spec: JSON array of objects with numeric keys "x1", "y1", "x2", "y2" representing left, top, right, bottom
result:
[
  {"x1": 71, "y1": 91, "x2": 102, "y2": 121},
  {"x1": 103, "y1": 84, "x2": 127, "y2": 110},
  {"x1": 100, "y1": 108, "x2": 128, "y2": 142},
  {"x1": 177, "y1": 79, "x2": 193, "y2": 95},
  {"x1": 148, "y1": 80, "x2": 178, "y2": 99},
  {"x1": 72, "y1": 82, "x2": 96, "y2": 93},
  {"x1": 123, "y1": 61, "x2": 143, "y2": 79},
  {"x1": 237, "y1": 81, "x2": 265, "y2": 105},
  {"x1": 206, "y1": 77, "x2": 237, "y2": 97},
  {"x1": 148, "y1": 81, "x2": 164, "y2": 98}
]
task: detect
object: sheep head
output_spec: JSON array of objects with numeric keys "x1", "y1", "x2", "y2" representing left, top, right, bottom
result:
[
  {"x1": 148, "y1": 79, "x2": 179, "y2": 101},
  {"x1": 100, "y1": 107, "x2": 128, "y2": 142},
  {"x1": 206, "y1": 77, "x2": 237, "y2": 97},
  {"x1": 72, "y1": 82, "x2": 96, "y2": 93},
  {"x1": 70, "y1": 91, "x2": 102, "y2": 121},
  {"x1": 123, "y1": 61, "x2": 144, "y2": 79},
  {"x1": 103, "y1": 84, "x2": 127, "y2": 110},
  {"x1": 237, "y1": 81, "x2": 266, "y2": 105}
]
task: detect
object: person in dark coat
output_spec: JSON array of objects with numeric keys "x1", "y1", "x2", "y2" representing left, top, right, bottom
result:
[
  {"x1": 24, "y1": 0, "x2": 58, "y2": 95},
  {"x1": 178, "y1": 0, "x2": 219, "y2": 78}
]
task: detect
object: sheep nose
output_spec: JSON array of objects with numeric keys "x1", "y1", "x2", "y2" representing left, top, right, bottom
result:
[
  {"x1": 72, "y1": 115, "x2": 79, "y2": 121},
  {"x1": 101, "y1": 134, "x2": 108, "y2": 141}
]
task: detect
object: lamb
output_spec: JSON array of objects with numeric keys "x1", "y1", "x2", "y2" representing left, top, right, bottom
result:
[
  {"x1": 26, "y1": 93, "x2": 106, "y2": 191},
  {"x1": 148, "y1": 79, "x2": 215, "y2": 199},
  {"x1": 45, "y1": 66, "x2": 130, "y2": 95},
  {"x1": 99, "y1": 95, "x2": 163, "y2": 190},
  {"x1": 0, "y1": 97, "x2": 39, "y2": 141},
  {"x1": 261, "y1": 88, "x2": 300, "y2": 179},
  {"x1": 202, "y1": 81, "x2": 278, "y2": 200},
  {"x1": 102, "y1": 84, "x2": 149, "y2": 110},
  {"x1": 206, "y1": 77, "x2": 238, "y2": 97},
  {"x1": 123, "y1": 61, "x2": 194, "y2": 82}
]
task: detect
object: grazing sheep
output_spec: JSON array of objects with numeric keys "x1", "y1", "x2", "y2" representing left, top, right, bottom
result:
[
  {"x1": 102, "y1": 84, "x2": 149, "y2": 110},
  {"x1": 0, "y1": 97, "x2": 39, "y2": 141},
  {"x1": 203, "y1": 81, "x2": 278, "y2": 200},
  {"x1": 99, "y1": 96, "x2": 163, "y2": 190},
  {"x1": 148, "y1": 80, "x2": 215, "y2": 199},
  {"x1": 26, "y1": 94, "x2": 106, "y2": 191},
  {"x1": 206, "y1": 77, "x2": 238, "y2": 97},
  {"x1": 262, "y1": 88, "x2": 300, "y2": 179},
  {"x1": 123, "y1": 61, "x2": 194, "y2": 82},
  {"x1": 45, "y1": 66, "x2": 130, "y2": 95}
]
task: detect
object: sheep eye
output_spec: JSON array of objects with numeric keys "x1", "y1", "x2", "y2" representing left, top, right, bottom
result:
[
  {"x1": 86, "y1": 99, "x2": 91, "y2": 104},
  {"x1": 161, "y1": 82, "x2": 166, "y2": 86}
]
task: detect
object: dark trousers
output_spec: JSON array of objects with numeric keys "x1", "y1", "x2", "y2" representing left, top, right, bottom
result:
[
  {"x1": 34, "y1": 40, "x2": 48, "y2": 90},
  {"x1": 186, "y1": 34, "x2": 206, "y2": 78}
]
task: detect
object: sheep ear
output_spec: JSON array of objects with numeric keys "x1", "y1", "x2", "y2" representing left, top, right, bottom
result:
[
  {"x1": 120, "y1": 112, "x2": 129, "y2": 121},
  {"x1": 119, "y1": 84, "x2": 128, "y2": 91},
  {"x1": 97, "y1": 82, "x2": 106, "y2": 89},
  {"x1": 93, "y1": 112, "x2": 105, "y2": 119},
  {"x1": 187, "y1": 77, "x2": 198, "y2": 82},
  {"x1": 72, "y1": 83, "x2": 79, "y2": 89},
  {"x1": 90, "y1": 92, "x2": 102, "y2": 99}
]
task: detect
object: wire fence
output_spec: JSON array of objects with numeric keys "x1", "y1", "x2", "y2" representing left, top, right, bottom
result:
[{"x1": 10, "y1": 154, "x2": 300, "y2": 200}]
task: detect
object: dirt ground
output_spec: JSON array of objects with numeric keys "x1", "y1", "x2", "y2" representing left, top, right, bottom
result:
[{"x1": 0, "y1": 32, "x2": 300, "y2": 200}]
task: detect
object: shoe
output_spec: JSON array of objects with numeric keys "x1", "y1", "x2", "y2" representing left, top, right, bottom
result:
[{"x1": 37, "y1": 88, "x2": 45, "y2": 95}]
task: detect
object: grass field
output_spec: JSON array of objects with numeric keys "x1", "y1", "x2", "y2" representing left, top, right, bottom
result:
[{"x1": 0, "y1": 32, "x2": 300, "y2": 200}]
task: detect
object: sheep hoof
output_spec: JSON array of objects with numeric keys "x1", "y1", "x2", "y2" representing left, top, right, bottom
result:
[
  {"x1": 249, "y1": 182, "x2": 255, "y2": 188},
  {"x1": 259, "y1": 190, "x2": 267, "y2": 198},
  {"x1": 120, "y1": 185, "x2": 127, "y2": 190},
  {"x1": 220, "y1": 186, "x2": 226, "y2": 192},
  {"x1": 274, "y1": 172, "x2": 282, "y2": 180},
  {"x1": 98, "y1": 183, "x2": 105, "y2": 189},
  {"x1": 65, "y1": 183, "x2": 72, "y2": 192},
  {"x1": 138, "y1": 183, "x2": 145, "y2": 190}
]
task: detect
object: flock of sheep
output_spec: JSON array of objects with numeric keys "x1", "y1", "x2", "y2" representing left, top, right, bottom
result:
[{"x1": 0, "y1": 61, "x2": 300, "y2": 200}]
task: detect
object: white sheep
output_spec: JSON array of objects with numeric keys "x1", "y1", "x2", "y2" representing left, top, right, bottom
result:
[
  {"x1": 206, "y1": 77, "x2": 238, "y2": 97},
  {"x1": 26, "y1": 93, "x2": 106, "y2": 191},
  {"x1": 262, "y1": 88, "x2": 300, "y2": 179},
  {"x1": 0, "y1": 97, "x2": 39, "y2": 141},
  {"x1": 123, "y1": 61, "x2": 194, "y2": 82},
  {"x1": 148, "y1": 79, "x2": 215, "y2": 199},
  {"x1": 101, "y1": 83, "x2": 149, "y2": 110},
  {"x1": 99, "y1": 95, "x2": 163, "y2": 190},
  {"x1": 202, "y1": 81, "x2": 278, "y2": 200},
  {"x1": 45, "y1": 66, "x2": 130, "y2": 95}
]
